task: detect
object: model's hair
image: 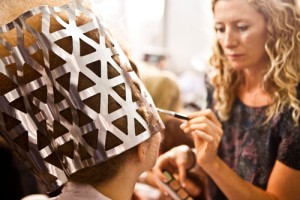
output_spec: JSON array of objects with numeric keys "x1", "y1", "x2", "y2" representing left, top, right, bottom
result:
[
  {"x1": 0, "y1": 11, "x2": 142, "y2": 185},
  {"x1": 69, "y1": 146, "x2": 137, "y2": 184},
  {"x1": 210, "y1": 0, "x2": 300, "y2": 125}
]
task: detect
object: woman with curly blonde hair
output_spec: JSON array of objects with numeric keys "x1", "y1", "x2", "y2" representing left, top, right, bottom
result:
[
  {"x1": 210, "y1": 0, "x2": 300, "y2": 123},
  {"x1": 153, "y1": 0, "x2": 300, "y2": 199}
]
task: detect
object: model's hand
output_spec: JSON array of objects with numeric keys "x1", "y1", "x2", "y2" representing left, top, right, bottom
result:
[{"x1": 180, "y1": 109, "x2": 223, "y2": 169}]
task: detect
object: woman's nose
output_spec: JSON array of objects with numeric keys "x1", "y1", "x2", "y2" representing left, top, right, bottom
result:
[{"x1": 223, "y1": 28, "x2": 238, "y2": 48}]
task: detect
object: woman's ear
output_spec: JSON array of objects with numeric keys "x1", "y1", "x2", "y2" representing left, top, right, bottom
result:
[{"x1": 137, "y1": 141, "x2": 149, "y2": 163}]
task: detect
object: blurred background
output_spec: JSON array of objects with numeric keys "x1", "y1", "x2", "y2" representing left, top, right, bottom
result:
[
  {"x1": 85, "y1": 0, "x2": 216, "y2": 111},
  {"x1": 87, "y1": 0, "x2": 215, "y2": 74}
]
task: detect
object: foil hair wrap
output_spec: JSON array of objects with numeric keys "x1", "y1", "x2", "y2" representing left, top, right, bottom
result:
[{"x1": 0, "y1": 0, "x2": 164, "y2": 193}]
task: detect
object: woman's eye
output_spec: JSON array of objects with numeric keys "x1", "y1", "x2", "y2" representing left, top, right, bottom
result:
[
  {"x1": 237, "y1": 25, "x2": 248, "y2": 31},
  {"x1": 215, "y1": 27, "x2": 225, "y2": 33}
]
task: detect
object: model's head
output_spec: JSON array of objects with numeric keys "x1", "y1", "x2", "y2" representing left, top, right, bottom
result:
[
  {"x1": 0, "y1": 1, "x2": 163, "y2": 193},
  {"x1": 210, "y1": 0, "x2": 300, "y2": 123}
]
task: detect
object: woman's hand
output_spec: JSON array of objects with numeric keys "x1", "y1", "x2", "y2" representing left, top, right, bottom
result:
[
  {"x1": 152, "y1": 145, "x2": 202, "y2": 197},
  {"x1": 180, "y1": 109, "x2": 223, "y2": 170},
  {"x1": 153, "y1": 145, "x2": 195, "y2": 183}
]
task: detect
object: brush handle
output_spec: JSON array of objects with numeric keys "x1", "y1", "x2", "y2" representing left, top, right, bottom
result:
[
  {"x1": 174, "y1": 113, "x2": 189, "y2": 120},
  {"x1": 157, "y1": 108, "x2": 189, "y2": 120}
]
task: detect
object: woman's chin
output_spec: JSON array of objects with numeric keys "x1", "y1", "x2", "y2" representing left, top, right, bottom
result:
[{"x1": 229, "y1": 64, "x2": 244, "y2": 71}]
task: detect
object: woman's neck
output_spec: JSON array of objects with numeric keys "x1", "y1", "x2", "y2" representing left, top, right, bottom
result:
[
  {"x1": 242, "y1": 68, "x2": 264, "y2": 90},
  {"x1": 92, "y1": 166, "x2": 141, "y2": 200},
  {"x1": 238, "y1": 69, "x2": 272, "y2": 107}
]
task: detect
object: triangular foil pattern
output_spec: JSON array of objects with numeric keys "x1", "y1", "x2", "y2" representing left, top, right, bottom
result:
[{"x1": 0, "y1": 1, "x2": 163, "y2": 193}]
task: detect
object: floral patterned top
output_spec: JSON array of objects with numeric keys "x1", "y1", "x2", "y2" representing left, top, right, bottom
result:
[{"x1": 207, "y1": 85, "x2": 300, "y2": 200}]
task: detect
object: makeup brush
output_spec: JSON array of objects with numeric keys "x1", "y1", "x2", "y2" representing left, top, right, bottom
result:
[
  {"x1": 157, "y1": 108, "x2": 214, "y2": 142},
  {"x1": 156, "y1": 108, "x2": 189, "y2": 120}
]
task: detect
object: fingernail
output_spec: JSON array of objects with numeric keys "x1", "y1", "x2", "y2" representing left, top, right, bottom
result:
[
  {"x1": 181, "y1": 182, "x2": 186, "y2": 188},
  {"x1": 180, "y1": 122, "x2": 186, "y2": 128}
]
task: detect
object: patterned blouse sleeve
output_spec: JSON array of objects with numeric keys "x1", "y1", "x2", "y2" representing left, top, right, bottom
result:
[
  {"x1": 277, "y1": 121, "x2": 300, "y2": 170},
  {"x1": 277, "y1": 85, "x2": 300, "y2": 170}
]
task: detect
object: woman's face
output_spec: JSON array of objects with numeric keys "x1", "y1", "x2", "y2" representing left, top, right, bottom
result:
[{"x1": 214, "y1": 0, "x2": 269, "y2": 71}]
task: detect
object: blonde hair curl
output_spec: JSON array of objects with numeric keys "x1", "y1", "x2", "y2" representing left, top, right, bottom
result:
[{"x1": 210, "y1": 0, "x2": 300, "y2": 125}]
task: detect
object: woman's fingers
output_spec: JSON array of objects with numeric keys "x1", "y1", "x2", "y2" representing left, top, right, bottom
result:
[
  {"x1": 180, "y1": 176, "x2": 203, "y2": 197},
  {"x1": 192, "y1": 130, "x2": 213, "y2": 142},
  {"x1": 177, "y1": 162, "x2": 188, "y2": 186},
  {"x1": 175, "y1": 151, "x2": 188, "y2": 180},
  {"x1": 180, "y1": 111, "x2": 223, "y2": 142},
  {"x1": 157, "y1": 173, "x2": 202, "y2": 199},
  {"x1": 153, "y1": 145, "x2": 192, "y2": 182},
  {"x1": 189, "y1": 109, "x2": 222, "y2": 127},
  {"x1": 152, "y1": 146, "x2": 197, "y2": 196},
  {"x1": 153, "y1": 152, "x2": 176, "y2": 181},
  {"x1": 174, "y1": 145, "x2": 193, "y2": 184},
  {"x1": 181, "y1": 121, "x2": 218, "y2": 140}
]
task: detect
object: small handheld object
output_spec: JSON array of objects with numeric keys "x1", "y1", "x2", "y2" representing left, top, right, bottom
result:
[
  {"x1": 155, "y1": 170, "x2": 194, "y2": 200},
  {"x1": 156, "y1": 108, "x2": 189, "y2": 120}
]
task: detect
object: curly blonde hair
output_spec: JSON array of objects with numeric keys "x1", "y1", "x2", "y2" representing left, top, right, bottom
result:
[{"x1": 210, "y1": 0, "x2": 300, "y2": 125}]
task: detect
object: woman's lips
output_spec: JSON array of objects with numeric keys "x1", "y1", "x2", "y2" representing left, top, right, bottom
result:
[{"x1": 227, "y1": 54, "x2": 243, "y2": 59}]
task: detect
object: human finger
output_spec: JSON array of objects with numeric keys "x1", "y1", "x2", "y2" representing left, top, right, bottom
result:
[
  {"x1": 177, "y1": 160, "x2": 188, "y2": 186},
  {"x1": 192, "y1": 130, "x2": 213, "y2": 142},
  {"x1": 188, "y1": 109, "x2": 222, "y2": 128},
  {"x1": 181, "y1": 176, "x2": 203, "y2": 197},
  {"x1": 153, "y1": 151, "x2": 177, "y2": 182},
  {"x1": 181, "y1": 120, "x2": 219, "y2": 140}
]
